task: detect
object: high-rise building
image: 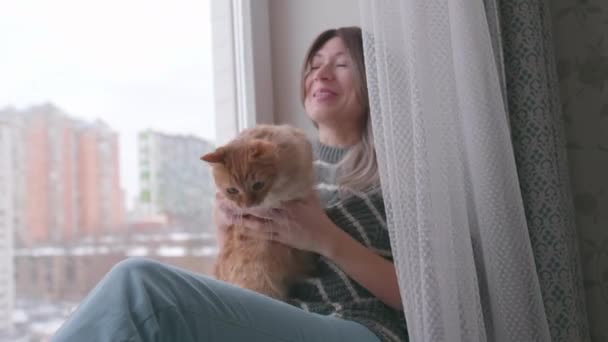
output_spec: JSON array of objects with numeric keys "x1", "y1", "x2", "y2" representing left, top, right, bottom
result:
[
  {"x1": 76, "y1": 121, "x2": 124, "y2": 236},
  {"x1": 138, "y1": 130, "x2": 215, "y2": 230},
  {"x1": 0, "y1": 120, "x2": 15, "y2": 334},
  {"x1": 21, "y1": 105, "x2": 79, "y2": 243},
  {"x1": 2, "y1": 103, "x2": 125, "y2": 246}
]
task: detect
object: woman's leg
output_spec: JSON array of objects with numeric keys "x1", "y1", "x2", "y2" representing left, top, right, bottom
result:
[{"x1": 52, "y1": 257, "x2": 380, "y2": 342}]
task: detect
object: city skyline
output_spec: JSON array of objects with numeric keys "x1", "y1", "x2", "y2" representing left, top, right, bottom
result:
[
  {"x1": 0, "y1": 0, "x2": 215, "y2": 209},
  {"x1": 0, "y1": 103, "x2": 214, "y2": 227},
  {"x1": 1, "y1": 104, "x2": 218, "y2": 339}
]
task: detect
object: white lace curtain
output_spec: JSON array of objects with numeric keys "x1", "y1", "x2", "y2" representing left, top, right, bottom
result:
[{"x1": 359, "y1": 1, "x2": 552, "y2": 341}]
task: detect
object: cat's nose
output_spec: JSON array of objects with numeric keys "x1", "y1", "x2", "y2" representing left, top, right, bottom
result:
[
  {"x1": 242, "y1": 198, "x2": 252, "y2": 208},
  {"x1": 243, "y1": 197, "x2": 258, "y2": 208}
]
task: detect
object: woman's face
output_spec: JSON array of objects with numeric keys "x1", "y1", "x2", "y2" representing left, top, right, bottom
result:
[{"x1": 304, "y1": 37, "x2": 364, "y2": 130}]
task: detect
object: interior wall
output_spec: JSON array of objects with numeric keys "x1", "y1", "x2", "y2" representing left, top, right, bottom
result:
[{"x1": 268, "y1": 0, "x2": 360, "y2": 136}]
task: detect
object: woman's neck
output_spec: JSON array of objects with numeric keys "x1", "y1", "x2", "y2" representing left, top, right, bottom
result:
[{"x1": 318, "y1": 126, "x2": 361, "y2": 147}]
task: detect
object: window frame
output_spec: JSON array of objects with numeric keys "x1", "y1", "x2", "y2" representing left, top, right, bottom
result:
[{"x1": 210, "y1": 0, "x2": 275, "y2": 145}]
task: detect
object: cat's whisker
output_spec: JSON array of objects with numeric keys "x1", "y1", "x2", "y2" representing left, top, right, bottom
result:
[{"x1": 236, "y1": 208, "x2": 245, "y2": 228}]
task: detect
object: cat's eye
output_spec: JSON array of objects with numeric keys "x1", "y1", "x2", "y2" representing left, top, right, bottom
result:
[
  {"x1": 252, "y1": 182, "x2": 265, "y2": 191},
  {"x1": 226, "y1": 187, "x2": 239, "y2": 195}
]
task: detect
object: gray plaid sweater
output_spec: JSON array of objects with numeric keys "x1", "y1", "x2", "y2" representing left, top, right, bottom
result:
[{"x1": 288, "y1": 142, "x2": 408, "y2": 342}]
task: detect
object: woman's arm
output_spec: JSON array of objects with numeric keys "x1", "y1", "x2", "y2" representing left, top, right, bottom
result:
[
  {"x1": 319, "y1": 221, "x2": 403, "y2": 311},
  {"x1": 235, "y1": 193, "x2": 403, "y2": 311}
]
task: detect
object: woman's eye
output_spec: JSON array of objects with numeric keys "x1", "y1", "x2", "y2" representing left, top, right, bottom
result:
[
  {"x1": 252, "y1": 182, "x2": 265, "y2": 191},
  {"x1": 336, "y1": 63, "x2": 348, "y2": 68},
  {"x1": 226, "y1": 187, "x2": 239, "y2": 195},
  {"x1": 310, "y1": 65, "x2": 320, "y2": 70}
]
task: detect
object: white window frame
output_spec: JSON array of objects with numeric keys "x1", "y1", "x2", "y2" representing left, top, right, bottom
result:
[{"x1": 210, "y1": 0, "x2": 274, "y2": 145}]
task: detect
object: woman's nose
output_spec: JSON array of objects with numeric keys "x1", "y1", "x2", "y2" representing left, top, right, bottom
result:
[{"x1": 314, "y1": 64, "x2": 334, "y2": 81}]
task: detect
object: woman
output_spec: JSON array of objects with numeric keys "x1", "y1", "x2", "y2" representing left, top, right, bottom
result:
[{"x1": 52, "y1": 26, "x2": 407, "y2": 342}]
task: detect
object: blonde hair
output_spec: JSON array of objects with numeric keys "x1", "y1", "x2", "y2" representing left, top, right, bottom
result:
[{"x1": 301, "y1": 27, "x2": 380, "y2": 194}]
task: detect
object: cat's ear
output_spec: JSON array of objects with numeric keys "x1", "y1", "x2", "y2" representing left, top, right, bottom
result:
[
  {"x1": 249, "y1": 140, "x2": 276, "y2": 161},
  {"x1": 201, "y1": 147, "x2": 226, "y2": 164}
]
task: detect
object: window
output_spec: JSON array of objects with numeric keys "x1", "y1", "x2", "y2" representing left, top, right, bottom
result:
[{"x1": 0, "y1": 0, "x2": 254, "y2": 339}]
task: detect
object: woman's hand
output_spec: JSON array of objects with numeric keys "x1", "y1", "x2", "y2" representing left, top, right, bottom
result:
[
  {"x1": 212, "y1": 192, "x2": 238, "y2": 247},
  {"x1": 212, "y1": 192, "x2": 283, "y2": 246},
  {"x1": 216, "y1": 192, "x2": 403, "y2": 309},
  {"x1": 235, "y1": 193, "x2": 342, "y2": 255}
]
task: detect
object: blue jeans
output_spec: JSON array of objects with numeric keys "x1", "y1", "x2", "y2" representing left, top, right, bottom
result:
[{"x1": 52, "y1": 258, "x2": 381, "y2": 342}]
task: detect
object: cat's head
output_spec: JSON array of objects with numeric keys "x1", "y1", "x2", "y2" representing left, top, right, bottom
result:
[{"x1": 201, "y1": 139, "x2": 280, "y2": 208}]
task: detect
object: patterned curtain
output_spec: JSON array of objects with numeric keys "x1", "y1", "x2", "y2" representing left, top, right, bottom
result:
[
  {"x1": 493, "y1": 0, "x2": 590, "y2": 341},
  {"x1": 360, "y1": 0, "x2": 552, "y2": 340},
  {"x1": 550, "y1": 0, "x2": 608, "y2": 341},
  {"x1": 360, "y1": 0, "x2": 594, "y2": 340}
]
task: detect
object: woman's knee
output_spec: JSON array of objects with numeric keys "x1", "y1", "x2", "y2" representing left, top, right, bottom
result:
[{"x1": 107, "y1": 257, "x2": 166, "y2": 285}]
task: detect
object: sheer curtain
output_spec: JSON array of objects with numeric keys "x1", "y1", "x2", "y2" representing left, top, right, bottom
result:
[{"x1": 359, "y1": 1, "x2": 552, "y2": 341}]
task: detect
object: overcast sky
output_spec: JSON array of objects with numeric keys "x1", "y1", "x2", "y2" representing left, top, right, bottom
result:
[{"x1": 0, "y1": 0, "x2": 215, "y2": 209}]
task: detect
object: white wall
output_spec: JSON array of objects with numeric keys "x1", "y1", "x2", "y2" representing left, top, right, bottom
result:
[{"x1": 268, "y1": 0, "x2": 360, "y2": 135}]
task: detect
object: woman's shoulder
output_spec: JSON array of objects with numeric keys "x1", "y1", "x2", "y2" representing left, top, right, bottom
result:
[{"x1": 341, "y1": 186, "x2": 385, "y2": 207}]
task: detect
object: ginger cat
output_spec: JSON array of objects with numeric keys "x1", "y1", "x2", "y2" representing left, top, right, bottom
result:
[{"x1": 201, "y1": 124, "x2": 316, "y2": 300}]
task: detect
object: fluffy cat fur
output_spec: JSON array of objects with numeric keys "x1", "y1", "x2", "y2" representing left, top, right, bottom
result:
[{"x1": 201, "y1": 124, "x2": 316, "y2": 300}]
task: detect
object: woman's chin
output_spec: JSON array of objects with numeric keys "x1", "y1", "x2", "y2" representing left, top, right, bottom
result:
[{"x1": 308, "y1": 108, "x2": 341, "y2": 124}]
